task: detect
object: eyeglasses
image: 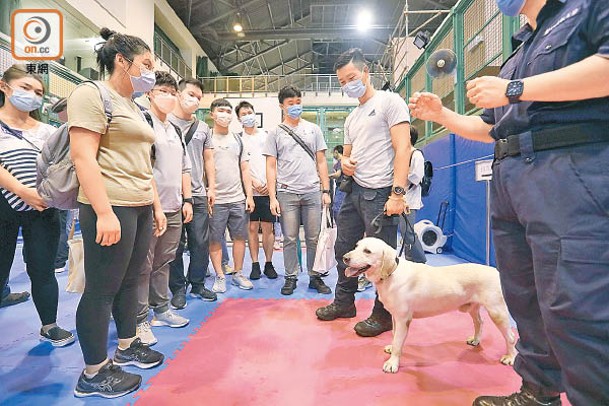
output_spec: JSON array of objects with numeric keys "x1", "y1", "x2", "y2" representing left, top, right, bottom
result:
[
  {"x1": 151, "y1": 88, "x2": 177, "y2": 97},
  {"x1": 123, "y1": 57, "x2": 153, "y2": 74}
]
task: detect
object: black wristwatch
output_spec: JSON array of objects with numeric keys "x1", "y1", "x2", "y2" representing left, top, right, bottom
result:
[
  {"x1": 506, "y1": 80, "x2": 524, "y2": 104},
  {"x1": 392, "y1": 186, "x2": 406, "y2": 196},
  {"x1": 183, "y1": 197, "x2": 193, "y2": 205},
  {"x1": 322, "y1": 190, "x2": 331, "y2": 194}
]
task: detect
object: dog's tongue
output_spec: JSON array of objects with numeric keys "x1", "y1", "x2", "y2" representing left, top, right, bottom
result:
[{"x1": 345, "y1": 267, "x2": 361, "y2": 278}]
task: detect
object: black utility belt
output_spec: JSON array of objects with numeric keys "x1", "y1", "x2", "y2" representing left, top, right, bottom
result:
[{"x1": 494, "y1": 123, "x2": 609, "y2": 160}]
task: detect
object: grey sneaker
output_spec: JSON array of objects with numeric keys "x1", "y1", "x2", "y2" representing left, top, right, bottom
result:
[
  {"x1": 357, "y1": 275, "x2": 372, "y2": 292},
  {"x1": 113, "y1": 338, "x2": 164, "y2": 369},
  {"x1": 190, "y1": 286, "x2": 217, "y2": 302},
  {"x1": 74, "y1": 360, "x2": 141, "y2": 398},
  {"x1": 136, "y1": 321, "x2": 157, "y2": 346},
  {"x1": 150, "y1": 309, "x2": 189, "y2": 328},
  {"x1": 222, "y1": 263, "x2": 235, "y2": 275},
  {"x1": 40, "y1": 326, "x2": 76, "y2": 347},
  {"x1": 212, "y1": 276, "x2": 227, "y2": 293},
  {"x1": 231, "y1": 272, "x2": 254, "y2": 290}
]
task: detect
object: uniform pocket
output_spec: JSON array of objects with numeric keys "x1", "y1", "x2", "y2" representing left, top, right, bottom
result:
[{"x1": 551, "y1": 238, "x2": 609, "y2": 321}]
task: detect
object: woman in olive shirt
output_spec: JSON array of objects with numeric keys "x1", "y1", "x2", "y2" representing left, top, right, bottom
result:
[{"x1": 69, "y1": 28, "x2": 165, "y2": 399}]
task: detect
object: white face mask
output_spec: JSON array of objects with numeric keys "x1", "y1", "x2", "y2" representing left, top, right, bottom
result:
[
  {"x1": 180, "y1": 94, "x2": 199, "y2": 113},
  {"x1": 153, "y1": 93, "x2": 177, "y2": 114},
  {"x1": 240, "y1": 113, "x2": 257, "y2": 128},
  {"x1": 215, "y1": 111, "x2": 232, "y2": 128}
]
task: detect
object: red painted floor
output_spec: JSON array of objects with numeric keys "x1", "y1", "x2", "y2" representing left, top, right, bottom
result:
[{"x1": 135, "y1": 299, "x2": 570, "y2": 406}]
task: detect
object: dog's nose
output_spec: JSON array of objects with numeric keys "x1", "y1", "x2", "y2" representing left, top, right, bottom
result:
[{"x1": 343, "y1": 255, "x2": 350, "y2": 264}]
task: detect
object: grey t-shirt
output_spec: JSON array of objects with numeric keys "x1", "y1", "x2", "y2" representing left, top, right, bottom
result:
[
  {"x1": 344, "y1": 90, "x2": 411, "y2": 188},
  {"x1": 150, "y1": 112, "x2": 191, "y2": 212},
  {"x1": 212, "y1": 131, "x2": 249, "y2": 204},
  {"x1": 169, "y1": 114, "x2": 212, "y2": 197},
  {"x1": 263, "y1": 119, "x2": 327, "y2": 194}
]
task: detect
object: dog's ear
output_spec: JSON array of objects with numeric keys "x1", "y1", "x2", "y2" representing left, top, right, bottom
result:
[{"x1": 378, "y1": 246, "x2": 395, "y2": 280}]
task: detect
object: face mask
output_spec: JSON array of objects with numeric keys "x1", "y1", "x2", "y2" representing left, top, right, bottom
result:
[
  {"x1": 7, "y1": 85, "x2": 43, "y2": 112},
  {"x1": 123, "y1": 59, "x2": 156, "y2": 93},
  {"x1": 153, "y1": 93, "x2": 176, "y2": 114},
  {"x1": 496, "y1": 0, "x2": 525, "y2": 16},
  {"x1": 342, "y1": 78, "x2": 366, "y2": 99},
  {"x1": 286, "y1": 104, "x2": 303, "y2": 119},
  {"x1": 240, "y1": 113, "x2": 257, "y2": 128},
  {"x1": 180, "y1": 95, "x2": 199, "y2": 113},
  {"x1": 215, "y1": 111, "x2": 232, "y2": 127}
]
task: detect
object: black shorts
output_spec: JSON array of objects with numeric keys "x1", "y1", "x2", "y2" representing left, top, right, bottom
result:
[{"x1": 250, "y1": 196, "x2": 276, "y2": 223}]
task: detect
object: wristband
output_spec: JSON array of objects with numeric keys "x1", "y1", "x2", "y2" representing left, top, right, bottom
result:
[{"x1": 183, "y1": 197, "x2": 193, "y2": 205}]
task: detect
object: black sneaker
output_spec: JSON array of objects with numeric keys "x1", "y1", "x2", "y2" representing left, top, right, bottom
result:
[
  {"x1": 309, "y1": 276, "x2": 332, "y2": 294},
  {"x1": 281, "y1": 278, "x2": 297, "y2": 295},
  {"x1": 354, "y1": 316, "x2": 392, "y2": 337},
  {"x1": 0, "y1": 291, "x2": 30, "y2": 308},
  {"x1": 40, "y1": 326, "x2": 76, "y2": 347},
  {"x1": 190, "y1": 286, "x2": 217, "y2": 302},
  {"x1": 250, "y1": 262, "x2": 262, "y2": 280},
  {"x1": 171, "y1": 288, "x2": 187, "y2": 309},
  {"x1": 316, "y1": 302, "x2": 356, "y2": 321},
  {"x1": 113, "y1": 338, "x2": 164, "y2": 369},
  {"x1": 74, "y1": 360, "x2": 142, "y2": 399},
  {"x1": 473, "y1": 383, "x2": 562, "y2": 406},
  {"x1": 264, "y1": 262, "x2": 278, "y2": 279}
]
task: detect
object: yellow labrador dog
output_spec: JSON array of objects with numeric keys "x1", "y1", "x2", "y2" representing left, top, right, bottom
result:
[{"x1": 344, "y1": 237, "x2": 516, "y2": 373}]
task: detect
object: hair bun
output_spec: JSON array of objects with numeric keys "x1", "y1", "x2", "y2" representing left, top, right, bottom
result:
[{"x1": 99, "y1": 27, "x2": 116, "y2": 41}]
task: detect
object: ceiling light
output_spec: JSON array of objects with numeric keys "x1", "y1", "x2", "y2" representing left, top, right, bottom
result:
[
  {"x1": 357, "y1": 9, "x2": 372, "y2": 32},
  {"x1": 233, "y1": 12, "x2": 243, "y2": 32}
]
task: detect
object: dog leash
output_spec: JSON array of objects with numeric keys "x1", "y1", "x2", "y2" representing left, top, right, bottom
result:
[{"x1": 370, "y1": 211, "x2": 416, "y2": 259}]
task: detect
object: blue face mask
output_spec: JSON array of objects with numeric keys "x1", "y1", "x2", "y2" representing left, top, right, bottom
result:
[
  {"x1": 240, "y1": 113, "x2": 257, "y2": 128},
  {"x1": 287, "y1": 104, "x2": 303, "y2": 119},
  {"x1": 342, "y1": 79, "x2": 366, "y2": 99},
  {"x1": 123, "y1": 59, "x2": 156, "y2": 93},
  {"x1": 496, "y1": 0, "x2": 525, "y2": 16},
  {"x1": 7, "y1": 85, "x2": 43, "y2": 113}
]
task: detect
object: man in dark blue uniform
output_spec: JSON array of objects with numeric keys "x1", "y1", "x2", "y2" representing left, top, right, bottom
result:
[{"x1": 409, "y1": 0, "x2": 609, "y2": 405}]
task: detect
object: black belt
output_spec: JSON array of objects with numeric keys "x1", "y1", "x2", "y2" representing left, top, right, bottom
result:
[{"x1": 494, "y1": 123, "x2": 609, "y2": 160}]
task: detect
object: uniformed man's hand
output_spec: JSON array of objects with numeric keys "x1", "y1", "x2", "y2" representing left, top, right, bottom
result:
[
  {"x1": 466, "y1": 76, "x2": 510, "y2": 109},
  {"x1": 408, "y1": 92, "x2": 444, "y2": 122}
]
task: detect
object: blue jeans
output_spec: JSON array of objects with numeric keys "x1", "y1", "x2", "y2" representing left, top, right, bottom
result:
[
  {"x1": 491, "y1": 139, "x2": 609, "y2": 405},
  {"x1": 334, "y1": 182, "x2": 395, "y2": 319},
  {"x1": 276, "y1": 190, "x2": 322, "y2": 279},
  {"x1": 169, "y1": 196, "x2": 210, "y2": 293},
  {"x1": 398, "y1": 210, "x2": 427, "y2": 263}
]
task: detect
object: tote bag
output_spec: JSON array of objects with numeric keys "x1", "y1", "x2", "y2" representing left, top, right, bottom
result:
[{"x1": 313, "y1": 207, "x2": 337, "y2": 276}]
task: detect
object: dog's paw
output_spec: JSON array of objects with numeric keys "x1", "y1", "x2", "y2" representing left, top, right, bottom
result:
[
  {"x1": 466, "y1": 336, "x2": 480, "y2": 346},
  {"x1": 384, "y1": 345, "x2": 392, "y2": 354},
  {"x1": 382, "y1": 357, "x2": 400, "y2": 373},
  {"x1": 500, "y1": 354, "x2": 515, "y2": 365}
]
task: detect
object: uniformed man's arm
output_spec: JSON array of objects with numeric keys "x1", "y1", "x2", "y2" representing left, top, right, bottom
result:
[
  {"x1": 521, "y1": 55, "x2": 609, "y2": 102},
  {"x1": 409, "y1": 92, "x2": 494, "y2": 143}
]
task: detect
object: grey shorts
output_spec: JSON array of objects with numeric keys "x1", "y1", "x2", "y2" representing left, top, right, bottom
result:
[{"x1": 209, "y1": 201, "x2": 249, "y2": 243}]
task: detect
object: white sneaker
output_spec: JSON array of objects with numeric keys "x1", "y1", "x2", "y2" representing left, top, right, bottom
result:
[
  {"x1": 150, "y1": 309, "x2": 189, "y2": 328},
  {"x1": 136, "y1": 321, "x2": 158, "y2": 346},
  {"x1": 357, "y1": 275, "x2": 372, "y2": 292},
  {"x1": 231, "y1": 272, "x2": 254, "y2": 290},
  {"x1": 212, "y1": 276, "x2": 227, "y2": 293}
]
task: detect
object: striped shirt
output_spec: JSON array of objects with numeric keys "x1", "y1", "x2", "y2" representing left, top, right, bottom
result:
[{"x1": 0, "y1": 122, "x2": 55, "y2": 211}]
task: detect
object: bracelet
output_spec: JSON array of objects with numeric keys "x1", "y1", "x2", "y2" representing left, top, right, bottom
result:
[
  {"x1": 322, "y1": 189, "x2": 331, "y2": 194},
  {"x1": 183, "y1": 197, "x2": 193, "y2": 204}
]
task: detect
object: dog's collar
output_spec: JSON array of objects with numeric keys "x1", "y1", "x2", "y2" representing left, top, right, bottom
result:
[{"x1": 380, "y1": 258, "x2": 399, "y2": 281}]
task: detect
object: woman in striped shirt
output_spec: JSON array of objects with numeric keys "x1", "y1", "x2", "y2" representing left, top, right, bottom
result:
[{"x1": 0, "y1": 64, "x2": 74, "y2": 347}]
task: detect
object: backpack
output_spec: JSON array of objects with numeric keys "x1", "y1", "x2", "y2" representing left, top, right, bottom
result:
[
  {"x1": 36, "y1": 81, "x2": 112, "y2": 210},
  {"x1": 409, "y1": 149, "x2": 433, "y2": 197}
]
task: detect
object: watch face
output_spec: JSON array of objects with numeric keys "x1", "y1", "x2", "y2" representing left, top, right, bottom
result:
[
  {"x1": 507, "y1": 81, "x2": 523, "y2": 96},
  {"x1": 393, "y1": 186, "x2": 405, "y2": 195}
]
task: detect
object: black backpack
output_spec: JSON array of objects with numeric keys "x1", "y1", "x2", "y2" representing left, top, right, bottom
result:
[{"x1": 409, "y1": 149, "x2": 433, "y2": 197}]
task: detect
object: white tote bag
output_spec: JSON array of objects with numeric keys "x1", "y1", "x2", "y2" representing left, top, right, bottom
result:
[
  {"x1": 313, "y1": 208, "x2": 337, "y2": 276},
  {"x1": 66, "y1": 237, "x2": 85, "y2": 294}
]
